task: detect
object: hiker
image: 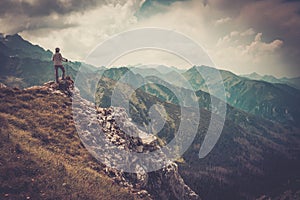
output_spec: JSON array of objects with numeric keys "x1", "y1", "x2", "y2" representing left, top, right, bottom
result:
[{"x1": 52, "y1": 47, "x2": 68, "y2": 83}]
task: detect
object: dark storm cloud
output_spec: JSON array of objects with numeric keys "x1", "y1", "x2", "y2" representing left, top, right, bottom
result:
[
  {"x1": 0, "y1": 0, "x2": 118, "y2": 34},
  {"x1": 0, "y1": 0, "x2": 102, "y2": 17}
]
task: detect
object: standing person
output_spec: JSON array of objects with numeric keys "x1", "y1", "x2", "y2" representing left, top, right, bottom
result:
[{"x1": 52, "y1": 47, "x2": 68, "y2": 83}]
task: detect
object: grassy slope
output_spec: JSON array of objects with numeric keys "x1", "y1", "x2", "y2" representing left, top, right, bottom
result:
[{"x1": 0, "y1": 87, "x2": 138, "y2": 200}]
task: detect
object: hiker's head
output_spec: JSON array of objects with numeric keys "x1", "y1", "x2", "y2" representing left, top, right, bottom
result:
[{"x1": 55, "y1": 47, "x2": 60, "y2": 53}]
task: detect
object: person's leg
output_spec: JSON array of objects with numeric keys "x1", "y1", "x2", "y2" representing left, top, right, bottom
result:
[
  {"x1": 60, "y1": 66, "x2": 65, "y2": 80},
  {"x1": 55, "y1": 66, "x2": 59, "y2": 83}
]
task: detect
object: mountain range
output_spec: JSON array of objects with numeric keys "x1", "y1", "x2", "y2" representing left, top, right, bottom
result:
[
  {"x1": 93, "y1": 68, "x2": 300, "y2": 199},
  {"x1": 242, "y1": 72, "x2": 300, "y2": 90},
  {"x1": 0, "y1": 34, "x2": 300, "y2": 200},
  {"x1": 96, "y1": 65, "x2": 300, "y2": 127}
]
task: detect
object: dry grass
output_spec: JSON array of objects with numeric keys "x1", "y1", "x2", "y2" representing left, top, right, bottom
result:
[{"x1": 0, "y1": 87, "x2": 139, "y2": 200}]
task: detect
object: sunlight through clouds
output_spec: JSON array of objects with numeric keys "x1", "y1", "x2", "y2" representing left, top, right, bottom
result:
[{"x1": 1, "y1": 0, "x2": 299, "y2": 77}]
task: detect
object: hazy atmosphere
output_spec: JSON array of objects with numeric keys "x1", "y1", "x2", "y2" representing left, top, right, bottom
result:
[
  {"x1": 1, "y1": 1, "x2": 300, "y2": 200},
  {"x1": 0, "y1": 0, "x2": 299, "y2": 77}
]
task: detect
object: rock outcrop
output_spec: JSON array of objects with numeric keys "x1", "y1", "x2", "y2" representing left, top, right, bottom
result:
[
  {"x1": 72, "y1": 88, "x2": 200, "y2": 199},
  {"x1": 0, "y1": 82, "x2": 7, "y2": 88}
]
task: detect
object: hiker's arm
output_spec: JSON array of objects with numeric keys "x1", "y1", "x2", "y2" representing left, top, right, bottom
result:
[{"x1": 62, "y1": 57, "x2": 68, "y2": 62}]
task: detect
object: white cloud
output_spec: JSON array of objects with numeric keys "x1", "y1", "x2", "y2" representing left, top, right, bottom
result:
[
  {"x1": 211, "y1": 31, "x2": 284, "y2": 76},
  {"x1": 20, "y1": 0, "x2": 143, "y2": 60},
  {"x1": 215, "y1": 17, "x2": 231, "y2": 25},
  {"x1": 243, "y1": 33, "x2": 283, "y2": 58},
  {"x1": 240, "y1": 28, "x2": 255, "y2": 36},
  {"x1": 216, "y1": 28, "x2": 256, "y2": 47}
]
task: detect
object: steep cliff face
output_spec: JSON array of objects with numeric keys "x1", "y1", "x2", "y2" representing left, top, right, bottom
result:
[{"x1": 0, "y1": 80, "x2": 200, "y2": 200}]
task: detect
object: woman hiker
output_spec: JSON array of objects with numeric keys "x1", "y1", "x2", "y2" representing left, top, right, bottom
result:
[{"x1": 52, "y1": 47, "x2": 68, "y2": 83}]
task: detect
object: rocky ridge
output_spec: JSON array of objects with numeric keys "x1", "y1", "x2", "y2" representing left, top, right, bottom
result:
[
  {"x1": 1, "y1": 79, "x2": 200, "y2": 200},
  {"x1": 72, "y1": 84, "x2": 200, "y2": 200}
]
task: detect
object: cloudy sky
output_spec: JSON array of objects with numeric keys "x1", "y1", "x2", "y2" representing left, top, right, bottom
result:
[{"x1": 0, "y1": 0, "x2": 299, "y2": 77}]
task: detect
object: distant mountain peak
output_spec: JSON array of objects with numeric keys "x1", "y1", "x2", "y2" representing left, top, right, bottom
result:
[
  {"x1": 3, "y1": 34, "x2": 28, "y2": 46},
  {"x1": 249, "y1": 72, "x2": 261, "y2": 76},
  {"x1": 0, "y1": 33, "x2": 53, "y2": 61},
  {"x1": 243, "y1": 72, "x2": 300, "y2": 90}
]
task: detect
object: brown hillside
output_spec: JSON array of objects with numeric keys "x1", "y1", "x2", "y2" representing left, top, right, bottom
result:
[{"x1": 0, "y1": 85, "x2": 146, "y2": 200}]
